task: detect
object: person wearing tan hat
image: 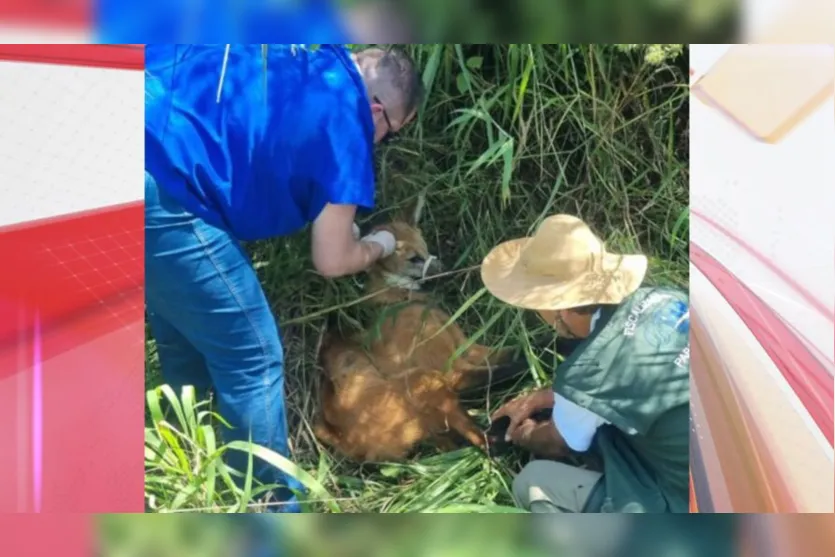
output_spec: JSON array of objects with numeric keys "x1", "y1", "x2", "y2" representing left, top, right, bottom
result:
[{"x1": 481, "y1": 214, "x2": 690, "y2": 513}]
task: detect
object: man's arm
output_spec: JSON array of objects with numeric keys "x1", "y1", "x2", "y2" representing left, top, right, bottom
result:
[
  {"x1": 311, "y1": 202, "x2": 394, "y2": 277},
  {"x1": 551, "y1": 393, "x2": 608, "y2": 452}
]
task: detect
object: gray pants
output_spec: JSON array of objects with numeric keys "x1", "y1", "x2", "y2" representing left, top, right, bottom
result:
[{"x1": 513, "y1": 460, "x2": 603, "y2": 513}]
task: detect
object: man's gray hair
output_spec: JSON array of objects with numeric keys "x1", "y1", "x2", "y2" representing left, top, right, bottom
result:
[{"x1": 355, "y1": 46, "x2": 424, "y2": 121}]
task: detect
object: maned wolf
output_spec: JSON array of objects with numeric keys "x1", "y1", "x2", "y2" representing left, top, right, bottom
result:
[{"x1": 314, "y1": 194, "x2": 530, "y2": 462}]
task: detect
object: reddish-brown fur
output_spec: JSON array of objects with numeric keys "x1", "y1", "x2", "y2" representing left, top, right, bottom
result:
[{"x1": 314, "y1": 196, "x2": 521, "y2": 462}]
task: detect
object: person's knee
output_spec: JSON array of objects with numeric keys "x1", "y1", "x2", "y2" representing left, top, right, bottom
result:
[
  {"x1": 221, "y1": 369, "x2": 284, "y2": 429},
  {"x1": 513, "y1": 460, "x2": 555, "y2": 508},
  {"x1": 217, "y1": 302, "x2": 285, "y2": 377},
  {"x1": 215, "y1": 348, "x2": 287, "y2": 445}
]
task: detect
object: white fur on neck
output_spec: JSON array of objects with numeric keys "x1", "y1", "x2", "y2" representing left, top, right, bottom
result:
[{"x1": 383, "y1": 272, "x2": 422, "y2": 291}]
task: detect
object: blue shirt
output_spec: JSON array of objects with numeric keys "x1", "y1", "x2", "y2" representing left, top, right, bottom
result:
[
  {"x1": 96, "y1": 0, "x2": 353, "y2": 43},
  {"x1": 145, "y1": 44, "x2": 376, "y2": 241}
]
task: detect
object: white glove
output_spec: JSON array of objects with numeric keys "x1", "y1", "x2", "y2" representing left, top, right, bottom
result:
[
  {"x1": 361, "y1": 230, "x2": 396, "y2": 258},
  {"x1": 352, "y1": 222, "x2": 361, "y2": 240}
]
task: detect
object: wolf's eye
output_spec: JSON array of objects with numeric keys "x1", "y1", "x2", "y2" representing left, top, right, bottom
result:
[{"x1": 408, "y1": 255, "x2": 424, "y2": 264}]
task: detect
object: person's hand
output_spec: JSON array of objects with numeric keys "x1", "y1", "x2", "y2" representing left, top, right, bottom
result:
[
  {"x1": 312, "y1": 204, "x2": 395, "y2": 276},
  {"x1": 490, "y1": 388, "x2": 554, "y2": 442},
  {"x1": 360, "y1": 229, "x2": 396, "y2": 258},
  {"x1": 510, "y1": 419, "x2": 568, "y2": 459},
  {"x1": 352, "y1": 222, "x2": 361, "y2": 240}
]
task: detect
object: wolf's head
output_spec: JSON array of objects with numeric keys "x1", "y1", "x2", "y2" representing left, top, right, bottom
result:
[{"x1": 369, "y1": 193, "x2": 444, "y2": 290}]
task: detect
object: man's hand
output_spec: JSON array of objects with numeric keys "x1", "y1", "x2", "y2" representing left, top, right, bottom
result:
[
  {"x1": 360, "y1": 229, "x2": 396, "y2": 257},
  {"x1": 352, "y1": 221, "x2": 396, "y2": 258},
  {"x1": 510, "y1": 419, "x2": 569, "y2": 459},
  {"x1": 490, "y1": 388, "x2": 554, "y2": 442},
  {"x1": 312, "y1": 203, "x2": 392, "y2": 277}
]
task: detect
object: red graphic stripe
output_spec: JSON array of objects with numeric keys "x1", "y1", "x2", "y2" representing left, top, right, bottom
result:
[
  {"x1": 0, "y1": 319, "x2": 145, "y2": 512},
  {"x1": 0, "y1": 203, "x2": 145, "y2": 512},
  {"x1": 692, "y1": 209, "x2": 833, "y2": 321},
  {"x1": 0, "y1": 202, "x2": 143, "y2": 362},
  {"x1": 0, "y1": 0, "x2": 89, "y2": 28},
  {"x1": 0, "y1": 44, "x2": 143, "y2": 70},
  {"x1": 5, "y1": 515, "x2": 92, "y2": 557},
  {"x1": 691, "y1": 242, "x2": 834, "y2": 445}
]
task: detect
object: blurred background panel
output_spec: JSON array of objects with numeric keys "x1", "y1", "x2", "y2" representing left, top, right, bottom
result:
[
  {"x1": 92, "y1": 514, "x2": 834, "y2": 557},
  {"x1": 744, "y1": 0, "x2": 835, "y2": 42},
  {"x1": 1, "y1": 514, "x2": 828, "y2": 557},
  {"x1": 377, "y1": 0, "x2": 738, "y2": 42},
  {"x1": 4, "y1": 515, "x2": 92, "y2": 557},
  {"x1": 0, "y1": 0, "x2": 90, "y2": 42},
  {"x1": 97, "y1": 515, "x2": 254, "y2": 557},
  {"x1": 2, "y1": 0, "x2": 830, "y2": 43},
  {"x1": 0, "y1": 0, "x2": 739, "y2": 43}
]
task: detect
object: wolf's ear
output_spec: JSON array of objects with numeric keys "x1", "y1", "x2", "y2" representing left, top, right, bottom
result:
[{"x1": 401, "y1": 192, "x2": 426, "y2": 226}]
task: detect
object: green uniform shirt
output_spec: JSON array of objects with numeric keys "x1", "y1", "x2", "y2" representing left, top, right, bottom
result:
[{"x1": 552, "y1": 286, "x2": 690, "y2": 513}]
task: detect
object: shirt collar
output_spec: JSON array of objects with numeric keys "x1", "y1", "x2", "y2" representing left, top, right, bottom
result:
[{"x1": 590, "y1": 309, "x2": 602, "y2": 332}]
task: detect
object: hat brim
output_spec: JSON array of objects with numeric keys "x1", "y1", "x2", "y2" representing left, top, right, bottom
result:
[{"x1": 480, "y1": 238, "x2": 648, "y2": 311}]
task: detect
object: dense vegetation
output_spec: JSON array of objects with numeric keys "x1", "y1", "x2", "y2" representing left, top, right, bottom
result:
[{"x1": 145, "y1": 44, "x2": 689, "y2": 513}]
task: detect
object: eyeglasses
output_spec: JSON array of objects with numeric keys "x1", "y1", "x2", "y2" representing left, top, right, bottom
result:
[{"x1": 373, "y1": 95, "x2": 398, "y2": 144}]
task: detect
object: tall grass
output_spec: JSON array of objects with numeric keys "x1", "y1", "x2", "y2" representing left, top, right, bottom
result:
[{"x1": 144, "y1": 44, "x2": 689, "y2": 512}]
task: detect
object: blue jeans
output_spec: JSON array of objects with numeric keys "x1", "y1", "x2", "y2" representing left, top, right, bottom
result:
[{"x1": 145, "y1": 171, "x2": 302, "y2": 512}]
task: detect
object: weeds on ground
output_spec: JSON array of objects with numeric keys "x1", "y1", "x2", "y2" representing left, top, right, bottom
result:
[{"x1": 145, "y1": 44, "x2": 689, "y2": 512}]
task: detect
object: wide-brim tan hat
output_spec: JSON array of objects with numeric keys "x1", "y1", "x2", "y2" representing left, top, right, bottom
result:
[{"x1": 481, "y1": 214, "x2": 648, "y2": 311}]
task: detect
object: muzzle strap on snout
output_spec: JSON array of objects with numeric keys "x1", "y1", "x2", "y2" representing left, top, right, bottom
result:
[{"x1": 421, "y1": 255, "x2": 437, "y2": 279}]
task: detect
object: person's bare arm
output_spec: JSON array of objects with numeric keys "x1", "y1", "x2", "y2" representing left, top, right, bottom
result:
[{"x1": 311, "y1": 203, "x2": 393, "y2": 277}]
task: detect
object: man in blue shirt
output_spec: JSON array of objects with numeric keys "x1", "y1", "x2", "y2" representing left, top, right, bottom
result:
[{"x1": 145, "y1": 44, "x2": 423, "y2": 512}]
